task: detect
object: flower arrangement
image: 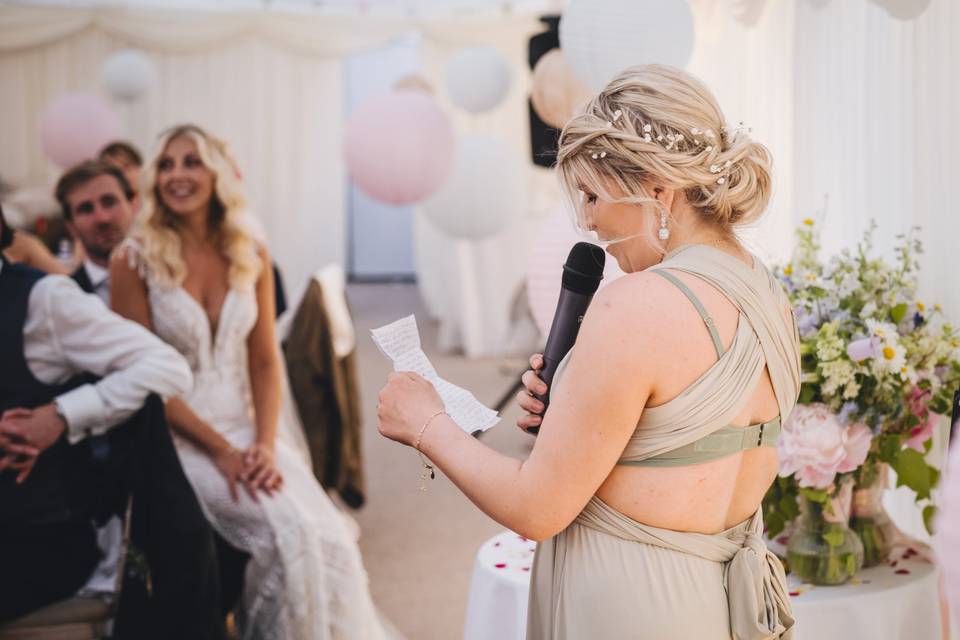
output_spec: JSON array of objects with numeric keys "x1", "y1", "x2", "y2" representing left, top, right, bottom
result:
[{"x1": 763, "y1": 220, "x2": 960, "y2": 552}]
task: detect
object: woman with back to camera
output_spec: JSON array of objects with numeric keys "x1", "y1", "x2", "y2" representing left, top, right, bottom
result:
[
  {"x1": 377, "y1": 65, "x2": 800, "y2": 639},
  {"x1": 110, "y1": 124, "x2": 387, "y2": 639}
]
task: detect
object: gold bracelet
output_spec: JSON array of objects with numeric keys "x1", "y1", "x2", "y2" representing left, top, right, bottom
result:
[{"x1": 415, "y1": 409, "x2": 446, "y2": 491}]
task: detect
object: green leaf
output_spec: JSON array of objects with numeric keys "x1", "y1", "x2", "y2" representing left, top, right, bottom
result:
[
  {"x1": 878, "y1": 434, "x2": 902, "y2": 464},
  {"x1": 779, "y1": 495, "x2": 800, "y2": 521},
  {"x1": 923, "y1": 506, "x2": 938, "y2": 535},
  {"x1": 822, "y1": 530, "x2": 845, "y2": 547},
  {"x1": 891, "y1": 448, "x2": 935, "y2": 501},
  {"x1": 799, "y1": 487, "x2": 829, "y2": 504},
  {"x1": 799, "y1": 385, "x2": 817, "y2": 405},
  {"x1": 766, "y1": 513, "x2": 785, "y2": 538},
  {"x1": 931, "y1": 396, "x2": 951, "y2": 415},
  {"x1": 891, "y1": 303, "x2": 908, "y2": 324}
]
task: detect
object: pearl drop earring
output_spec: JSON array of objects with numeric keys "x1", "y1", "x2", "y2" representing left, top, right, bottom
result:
[{"x1": 658, "y1": 212, "x2": 670, "y2": 241}]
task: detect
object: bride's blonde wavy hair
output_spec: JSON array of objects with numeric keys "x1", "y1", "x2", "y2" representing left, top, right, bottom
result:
[
  {"x1": 133, "y1": 124, "x2": 261, "y2": 289},
  {"x1": 557, "y1": 64, "x2": 772, "y2": 238}
]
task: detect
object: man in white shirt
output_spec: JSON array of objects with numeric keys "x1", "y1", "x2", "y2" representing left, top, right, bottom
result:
[
  {"x1": 54, "y1": 160, "x2": 135, "y2": 304},
  {"x1": 0, "y1": 204, "x2": 223, "y2": 638}
]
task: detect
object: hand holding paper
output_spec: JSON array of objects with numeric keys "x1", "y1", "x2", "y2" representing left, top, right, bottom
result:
[{"x1": 371, "y1": 315, "x2": 499, "y2": 435}]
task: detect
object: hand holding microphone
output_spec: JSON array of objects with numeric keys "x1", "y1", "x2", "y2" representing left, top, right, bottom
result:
[{"x1": 516, "y1": 242, "x2": 605, "y2": 434}]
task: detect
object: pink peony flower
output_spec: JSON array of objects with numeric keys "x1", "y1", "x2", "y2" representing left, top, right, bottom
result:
[
  {"x1": 778, "y1": 403, "x2": 873, "y2": 489},
  {"x1": 905, "y1": 387, "x2": 940, "y2": 452}
]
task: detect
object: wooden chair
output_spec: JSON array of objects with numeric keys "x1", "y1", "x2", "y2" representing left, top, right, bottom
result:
[{"x1": 0, "y1": 496, "x2": 133, "y2": 640}]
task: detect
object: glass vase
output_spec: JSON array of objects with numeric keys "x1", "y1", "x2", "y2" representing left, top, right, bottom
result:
[
  {"x1": 786, "y1": 482, "x2": 864, "y2": 585},
  {"x1": 850, "y1": 463, "x2": 895, "y2": 568}
]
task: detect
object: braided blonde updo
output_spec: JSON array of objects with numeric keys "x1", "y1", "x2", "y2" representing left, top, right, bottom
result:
[{"x1": 557, "y1": 64, "x2": 772, "y2": 234}]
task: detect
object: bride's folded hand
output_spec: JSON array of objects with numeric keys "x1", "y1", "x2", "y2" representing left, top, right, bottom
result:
[
  {"x1": 212, "y1": 444, "x2": 259, "y2": 502},
  {"x1": 242, "y1": 443, "x2": 284, "y2": 497},
  {"x1": 377, "y1": 371, "x2": 445, "y2": 447}
]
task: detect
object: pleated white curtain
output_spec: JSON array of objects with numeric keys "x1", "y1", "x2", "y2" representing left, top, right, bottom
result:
[{"x1": 0, "y1": 3, "x2": 539, "y2": 298}]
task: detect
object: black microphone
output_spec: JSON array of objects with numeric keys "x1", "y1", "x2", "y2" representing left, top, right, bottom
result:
[{"x1": 528, "y1": 242, "x2": 605, "y2": 434}]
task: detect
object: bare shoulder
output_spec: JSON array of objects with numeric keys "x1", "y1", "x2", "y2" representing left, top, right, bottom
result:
[{"x1": 576, "y1": 271, "x2": 685, "y2": 363}]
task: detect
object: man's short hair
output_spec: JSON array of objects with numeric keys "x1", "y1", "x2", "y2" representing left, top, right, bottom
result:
[
  {"x1": 0, "y1": 203, "x2": 13, "y2": 251},
  {"x1": 55, "y1": 161, "x2": 134, "y2": 221},
  {"x1": 98, "y1": 140, "x2": 143, "y2": 167}
]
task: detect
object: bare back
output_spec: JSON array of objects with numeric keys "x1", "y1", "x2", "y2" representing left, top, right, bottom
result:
[{"x1": 596, "y1": 263, "x2": 784, "y2": 534}]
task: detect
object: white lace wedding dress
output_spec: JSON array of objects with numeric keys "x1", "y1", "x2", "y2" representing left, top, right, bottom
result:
[{"x1": 132, "y1": 247, "x2": 387, "y2": 640}]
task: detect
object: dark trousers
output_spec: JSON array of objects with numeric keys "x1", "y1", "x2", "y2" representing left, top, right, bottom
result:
[{"x1": 0, "y1": 396, "x2": 223, "y2": 640}]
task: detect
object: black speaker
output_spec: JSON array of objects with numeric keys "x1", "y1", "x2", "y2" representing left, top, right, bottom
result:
[{"x1": 528, "y1": 14, "x2": 562, "y2": 168}]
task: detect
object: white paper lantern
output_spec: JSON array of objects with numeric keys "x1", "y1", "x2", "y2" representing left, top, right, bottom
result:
[
  {"x1": 422, "y1": 135, "x2": 524, "y2": 240},
  {"x1": 871, "y1": 0, "x2": 931, "y2": 20},
  {"x1": 100, "y1": 49, "x2": 154, "y2": 101},
  {"x1": 531, "y1": 49, "x2": 594, "y2": 130},
  {"x1": 560, "y1": 0, "x2": 695, "y2": 92},
  {"x1": 446, "y1": 46, "x2": 512, "y2": 114},
  {"x1": 526, "y1": 206, "x2": 625, "y2": 336}
]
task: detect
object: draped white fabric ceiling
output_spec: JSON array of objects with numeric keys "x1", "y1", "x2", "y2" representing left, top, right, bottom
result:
[{"x1": 1, "y1": 0, "x2": 958, "y2": 355}]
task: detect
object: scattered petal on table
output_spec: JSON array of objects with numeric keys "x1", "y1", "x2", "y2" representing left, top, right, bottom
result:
[{"x1": 895, "y1": 569, "x2": 911, "y2": 575}]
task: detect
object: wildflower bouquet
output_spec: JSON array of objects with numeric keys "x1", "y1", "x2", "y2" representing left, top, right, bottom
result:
[{"x1": 763, "y1": 221, "x2": 960, "y2": 557}]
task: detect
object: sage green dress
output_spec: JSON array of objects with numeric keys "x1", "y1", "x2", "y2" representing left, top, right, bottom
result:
[{"x1": 527, "y1": 244, "x2": 801, "y2": 640}]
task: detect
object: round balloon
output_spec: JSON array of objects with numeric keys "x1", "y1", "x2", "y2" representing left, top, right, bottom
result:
[
  {"x1": 871, "y1": 0, "x2": 931, "y2": 20},
  {"x1": 39, "y1": 93, "x2": 121, "y2": 168},
  {"x1": 560, "y1": 0, "x2": 695, "y2": 92},
  {"x1": 526, "y1": 206, "x2": 625, "y2": 336},
  {"x1": 531, "y1": 49, "x2": 594, "y2": 130},
  {"x1": 446, "y1": 46, "x2": 512, "y2": 114},
  {"x1": 100, "y1": 49, "x2": 155, "y2": 101},
  {"x1": 422, "y1": 135, "x2": 524, "y2": 240},
  {"x1": 343, "y1": 91, "x2": 455, "y2": 206}
]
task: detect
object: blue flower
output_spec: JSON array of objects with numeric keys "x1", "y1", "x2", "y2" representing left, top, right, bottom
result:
[{"x1": 838, "y1": 402, "x2": 859, "y2": 424}]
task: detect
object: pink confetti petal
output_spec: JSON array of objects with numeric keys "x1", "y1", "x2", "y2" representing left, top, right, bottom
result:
[
  {"x1": 495, "y1": 563, "x2": 507, "y2": 569},
  {"x1": 789, "y1": 591, "x2": 801, "y2": 597},
  {"x1": 522, "y1": 567, "x2": 530, "y2": 572},
  {"x1": 895, "y1": 569, "x2": 910, "y2": 575}
]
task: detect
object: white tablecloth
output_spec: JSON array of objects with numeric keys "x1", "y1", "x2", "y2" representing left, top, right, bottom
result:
[
  {"x1": 463, "y1": 531, "x2": 536, "y2": 640},
  {"x1": 464, "y1": 531, "x2": 943, "y2": 640}
]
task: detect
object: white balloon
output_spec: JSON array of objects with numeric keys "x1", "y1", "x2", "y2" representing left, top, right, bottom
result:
[
  {"x1": 560, "y1": 0, "x2": 695, "y2": 92},
  {"x1": 422, "y1": 135, "x2": 524, "y2": 240},
  {"x1": 446, "y1": 46, "x2": 512, "y2": 114},
  {"x1": 526, "y1": 206, "x2": 625, "y2": 337},
  {"x1": 100, "y1": 49, "x2": 154, "y2": 101},
  {"x1": 870, "y1": 0, "x2": 931, "y2": 20}
]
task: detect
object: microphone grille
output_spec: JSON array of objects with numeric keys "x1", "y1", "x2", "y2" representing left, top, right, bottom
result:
[{"x1": 562, "y1": 242, "x2": 606, "y2": 295}]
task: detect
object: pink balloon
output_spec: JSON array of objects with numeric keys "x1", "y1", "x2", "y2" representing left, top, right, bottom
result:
[
  {"x1": 39, "y1": 93, "x2": 121, "y2": 168},
  {"x1": 527, "y1": 208, "x2": 625, "y2": 336},
  {"x1": 344, "y1": 91, "x2": 455, "y2": 206}
]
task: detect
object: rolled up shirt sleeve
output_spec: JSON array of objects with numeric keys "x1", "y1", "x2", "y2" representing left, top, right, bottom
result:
[{"x1": 27, "y1": 275, "x2": 192, "y2": 443}]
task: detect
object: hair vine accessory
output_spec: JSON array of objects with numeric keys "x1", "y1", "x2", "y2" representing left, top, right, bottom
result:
[{"x1": 415, "y1": 409, "x2": 447, "y2": 491}]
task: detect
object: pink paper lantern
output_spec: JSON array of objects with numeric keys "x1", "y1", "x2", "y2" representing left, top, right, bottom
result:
[
  {"x1": 526, "y1": 207, "x2": 625, "y2": 336},
  {"x1": 344, "y1": 91, "x2": 455, "y2": 206},
  {"x1": 39, "y1": 93, "x2": 121, "y2": 168}
]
